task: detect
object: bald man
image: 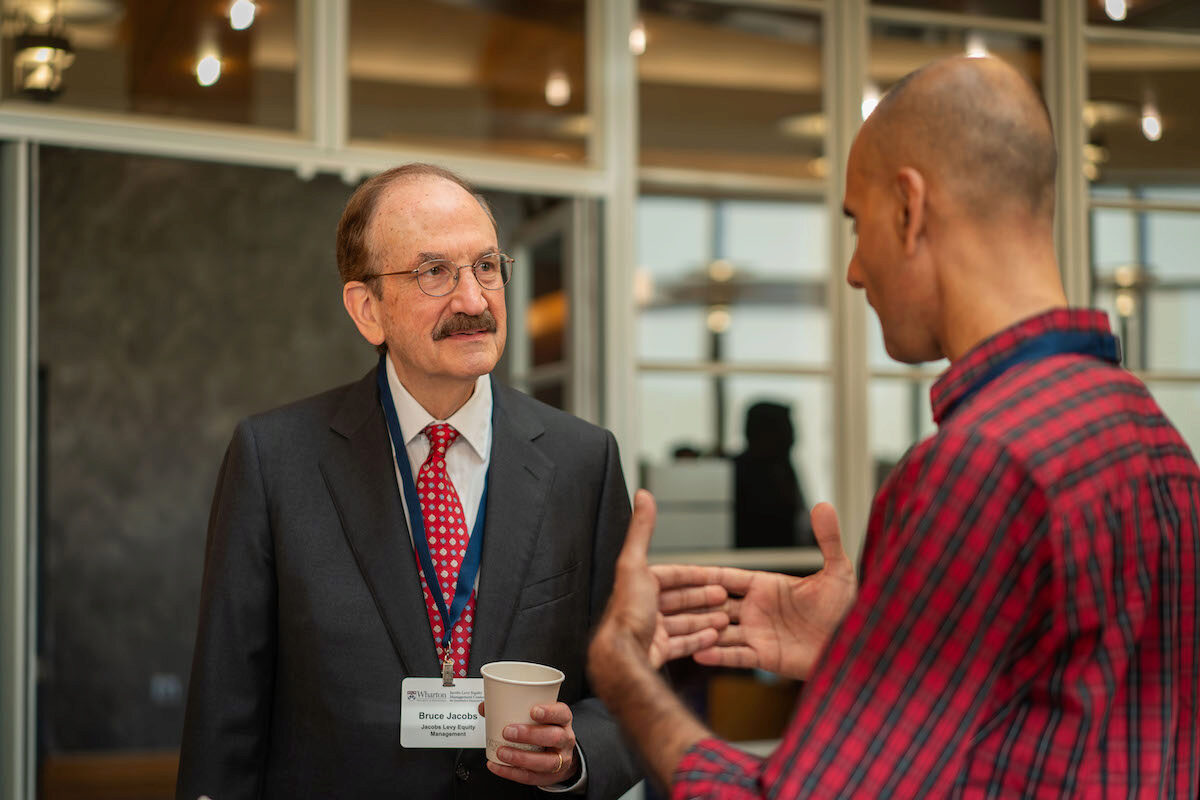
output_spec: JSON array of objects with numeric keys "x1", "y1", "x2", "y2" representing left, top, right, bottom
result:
[{"x1": 587, "y1": 56, "x2": 1200, "y2": 798}]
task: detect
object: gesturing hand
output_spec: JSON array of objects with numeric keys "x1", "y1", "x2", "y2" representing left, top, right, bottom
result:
[{"x1": 652, "y1": 502, "x2": 857, "y2": 681}]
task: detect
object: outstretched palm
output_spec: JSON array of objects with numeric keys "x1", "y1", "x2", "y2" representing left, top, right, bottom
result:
[{"x1": 653, "y1": 503, "x2": 857, "y2": 681}]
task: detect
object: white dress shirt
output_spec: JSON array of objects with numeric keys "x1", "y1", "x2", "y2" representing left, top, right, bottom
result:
[{"x1": 384, "y1": 356, "x2": 492, "y2": 544}]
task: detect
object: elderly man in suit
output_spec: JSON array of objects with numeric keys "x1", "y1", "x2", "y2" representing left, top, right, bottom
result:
[{"x1": 177, "y1": 163, "x2": 639, "y2": 799}]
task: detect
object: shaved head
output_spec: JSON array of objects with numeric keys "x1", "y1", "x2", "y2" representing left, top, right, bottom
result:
[{"x1": 861, "y1": 56, "x2": 1056, "y2": 223}]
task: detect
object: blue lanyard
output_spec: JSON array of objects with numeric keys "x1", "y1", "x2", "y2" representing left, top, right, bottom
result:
[
  {"x1": 376, "y1": 356, "x2": 487, "y2": 658},
  {"x1": 941, "y1": 329, "x2": 1121, "y2": 420}
]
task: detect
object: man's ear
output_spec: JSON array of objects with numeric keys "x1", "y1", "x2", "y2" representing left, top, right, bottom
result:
[
  {"x1": 343, "y1": 281, "x2": 387, "y2": 348},
  {"x1": 895, "y1": 167, "x2": 926, "y2": 257}
]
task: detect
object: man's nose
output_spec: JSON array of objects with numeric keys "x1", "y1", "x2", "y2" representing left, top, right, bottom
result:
[
  {"x1": 448, "y1": 266, "x2": 489, "y2": 313},
  {"x1": 846, "y1": 256, "x2": 864, "y2": 290}
]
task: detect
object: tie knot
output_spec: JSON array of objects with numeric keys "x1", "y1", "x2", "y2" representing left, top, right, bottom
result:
[{"x1": 424, "y1": 423, "x2": 460, "y2": 451}]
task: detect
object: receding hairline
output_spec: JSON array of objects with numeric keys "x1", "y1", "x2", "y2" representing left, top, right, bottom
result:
[
  {"x1": 363, "y1": 169, "x2": 498, "y2": 263},
  {"x1": 334, "y1": 162, "x2": 497, "y2": 288}
]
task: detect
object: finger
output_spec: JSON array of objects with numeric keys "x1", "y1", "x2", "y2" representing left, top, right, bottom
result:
[
  {"x1": 618, "y1": 490, "x2": 657, "y2": 570},
  {"x1": 529, "y1": 702, "x2": 571, "y2": 727},
  {"x1": 496, "y1": 744, "x2": 571, "y2": 774},
  {"x1": 650, "y1": 563, "x2": 725, "y2": 589},
  {"x1": 486, "y1": 754, "x2": 572, "y2": 787},
  {"x1": 693, "y1": 645, "x2": 761, "y2": 669},
  {"x1": 713, "y1": 624, "x2": 747, "y2": 647},
  {"x1": 477, "y1": 701, "x2": 485, "y2": 717},
  {"x1": 662, "y1": 610, "x2": 729, "y2": 636},
  {"x1": 659, "y1": 584, "x2": 727, "y2": 614},
  {"x1": 723, "y1": 597, "x2": 743, "y2": 623},
  {"x1": 811, "y1": 502, "x2": 850, "y2": 569},
  {"x1": 665, "y1": 627, "x2": 720, "y2": 661},
  {"x1": 711, "y1": 566, "x2": 756, "y2": 596},
  {"x1": 502, "y1": 722, "x2": 573, "y2": 750}
]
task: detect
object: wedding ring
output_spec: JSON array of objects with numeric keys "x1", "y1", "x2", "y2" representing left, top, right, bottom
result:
[{"x1": 554, "y1": 752, "x2": 564, "y2": 773}]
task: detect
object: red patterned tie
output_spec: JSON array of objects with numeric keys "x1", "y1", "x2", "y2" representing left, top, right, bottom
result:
[{"x1": 414, "y1": 423, "x2": 475, "y2": 678}]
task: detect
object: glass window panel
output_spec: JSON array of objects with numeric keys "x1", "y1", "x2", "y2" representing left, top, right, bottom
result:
[
  {"x1": 1, "y1": 0, "x2": 298, "y2": 130},
  {"x1": 1147, "y1": 209, "x2": 1200, "y2": 280},
  {"x1": 723, "y1": 306, "x2": 828, "y2": 365},
  {"x1": 723, "y1": 201, "x2": 827, "y2": 279},
  {"x1": 639, "y1": 372, "x2": 716, "y2": 465},
  {"x1": 34, "y1": 147, "x2": 367, "y2": 787},
  {"x1": 638, "y1": 372, "x2": 831, "y2": 551},
  {"x1": 1095, "y1": 289, "x2": 1200, "y2": 372},
  {"x1": 638, "y1": 306, "x2": 709, "y2": 361},
  {"x1": 1092, "y1": 207, "x2": 1200, "y2": 371},
  {"x1": 638, "y1": 1, "x2": 823, "y2": 179},
  {"x1": 637, "y1": 196, "x2": 713, "y2": 283},
  {"x1": 1146, "y1": 383, "x2": 1200, "y2": 458},
  {"x1": 1085, "y1": 40, "x2": 1200, "y2": 182},
  {"x1": 869, "y1": 377, "x2": 936, "y2": 492},
  {"x1": 529, "y1": 233, "x2": 566, "y2": 367},
  {"x1": 723, "y1": 376, "x2": 833, "y2": 508},
  {"x1": 1088, "y1": 1, "x2": 1200, "y2": 31},
  {"x1": 1091, "y1": 206, "x2": 1137, "y2": 267},
  {"x1": 638, "y1": 195, "x2": 829, "y2": 367},
  {"x1": 870, "y1": 24, "x2": 1043, "y2": 94},
  {"x1": 348, "y1": 0, "x2": 588, "y2": 163},
  {"x1": 32, "y1": 147, "x2": 587, "y2": 793},
  {"x1": 872, "y1": 0, "x2": 1042, "y2": 19}
]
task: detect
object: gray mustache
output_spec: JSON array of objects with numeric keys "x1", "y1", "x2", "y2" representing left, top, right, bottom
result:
[{"x1": 433, "y1": 311, "x2": 498, "y2": 341}]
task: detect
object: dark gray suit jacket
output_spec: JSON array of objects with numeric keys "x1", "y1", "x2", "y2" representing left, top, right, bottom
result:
[{"x1": 177, "y1": 367, "x2": 638, "y2": 799}]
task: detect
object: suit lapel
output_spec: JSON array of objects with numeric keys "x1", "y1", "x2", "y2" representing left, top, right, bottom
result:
[
  {"x1": 319, "y1": 368, "x2": 440, "y2": 678},
  {"x1": 468, "y1": 381, "x2": 555, "y2": 673}
]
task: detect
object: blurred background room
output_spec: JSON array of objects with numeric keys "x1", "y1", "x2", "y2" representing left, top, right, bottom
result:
[{"x1": 2, "y1": 1, "x2": 1198, "y2": 797}]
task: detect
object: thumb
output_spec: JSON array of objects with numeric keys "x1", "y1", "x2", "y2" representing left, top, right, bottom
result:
[
  {"x1": 810, "y1": 502, "x2": 849, "y2": 567},
  {"x1": 619, "y1": 489, "x2": 658, "y2": 568}
]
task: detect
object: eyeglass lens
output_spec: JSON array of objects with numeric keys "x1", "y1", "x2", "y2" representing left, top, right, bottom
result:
[{"x1": 417, "y1": 255, "x2": 511, "y2": 296}]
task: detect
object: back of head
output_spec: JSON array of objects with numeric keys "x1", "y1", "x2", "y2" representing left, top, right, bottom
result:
[
  {"x1": 865, "y1": 56, "x2": 1057, "y2": 226},
  {"x1": 744, "y1": 402, "x2": 795, "y2": 457}
]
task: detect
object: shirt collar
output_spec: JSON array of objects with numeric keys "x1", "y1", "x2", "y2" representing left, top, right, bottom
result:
[
  {"x1": 930, "y1": 308, "x2": 1114, "y2": 425},
  {"x1": 384, "y1": 356, "x2": 492, "y2": 460}
]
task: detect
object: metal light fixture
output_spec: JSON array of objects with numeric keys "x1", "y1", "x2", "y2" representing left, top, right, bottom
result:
[{"x1": 12, "y1": 29, "x2": 75, "y2": 100}]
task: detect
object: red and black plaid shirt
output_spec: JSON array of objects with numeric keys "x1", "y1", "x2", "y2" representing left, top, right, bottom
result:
[{"x1": 674, "y1": 309, "x2": 1200, "y2": 799}]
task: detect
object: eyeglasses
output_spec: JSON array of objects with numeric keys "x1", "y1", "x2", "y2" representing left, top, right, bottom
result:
[{"x1": 370, "y1": 253, "x2": 514, "y2": 297}]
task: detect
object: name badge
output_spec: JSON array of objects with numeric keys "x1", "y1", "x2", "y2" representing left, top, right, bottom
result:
[{"x1": 400, "y1": 677, "x2": 485, "y2": 749}]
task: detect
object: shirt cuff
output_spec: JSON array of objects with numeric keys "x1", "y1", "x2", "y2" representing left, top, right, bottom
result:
[
  {"x1": 671, "y1": 737, "x2": 765, "y2": 800},
  {"x1": 538, "y1": 743, "x2": 588, "y2": 794}
]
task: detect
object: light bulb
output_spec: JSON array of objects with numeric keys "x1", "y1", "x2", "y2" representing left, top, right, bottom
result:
[
  {"x1": 862, "y1": 84, "x2": 881, "y2": 120},
  {"x1": 28, "y1": 3, "x2": 54, "y2": 24},
  {"x1": 965, "y1": 32, "x2": 988, "y2": 58},
  {"x1": 26, "y1": 63, "x2": 55, "y2": 90},
  {"x1": 1141, "y1": 104, "x2": 1162, "y2": 141},
  {"x1": 629, "y1": 20, "x2": 646, "y2": 55},
  {"x1": 545, "y1": 70, "x2": 570, "y2": 107},
  {"x1": 706, "y1": 305, "x2": 732, "y2": 334},
  {"x1": 230, "y1": 0, "x2": 257, "y2": 30},
  {"x1": 1104, "y1": 0, "x2": 1127, "y2": 21},
  {"x1": 707, "y1": 259, "x2": 734, "y2": 282},
  {"x1": 196, "y1": 54, "x2": 221, "y2": 87}
]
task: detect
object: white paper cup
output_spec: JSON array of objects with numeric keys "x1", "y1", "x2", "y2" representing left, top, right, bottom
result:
[{"x1": 480, "y1": 661, "x2": 565, "y2": 765}]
